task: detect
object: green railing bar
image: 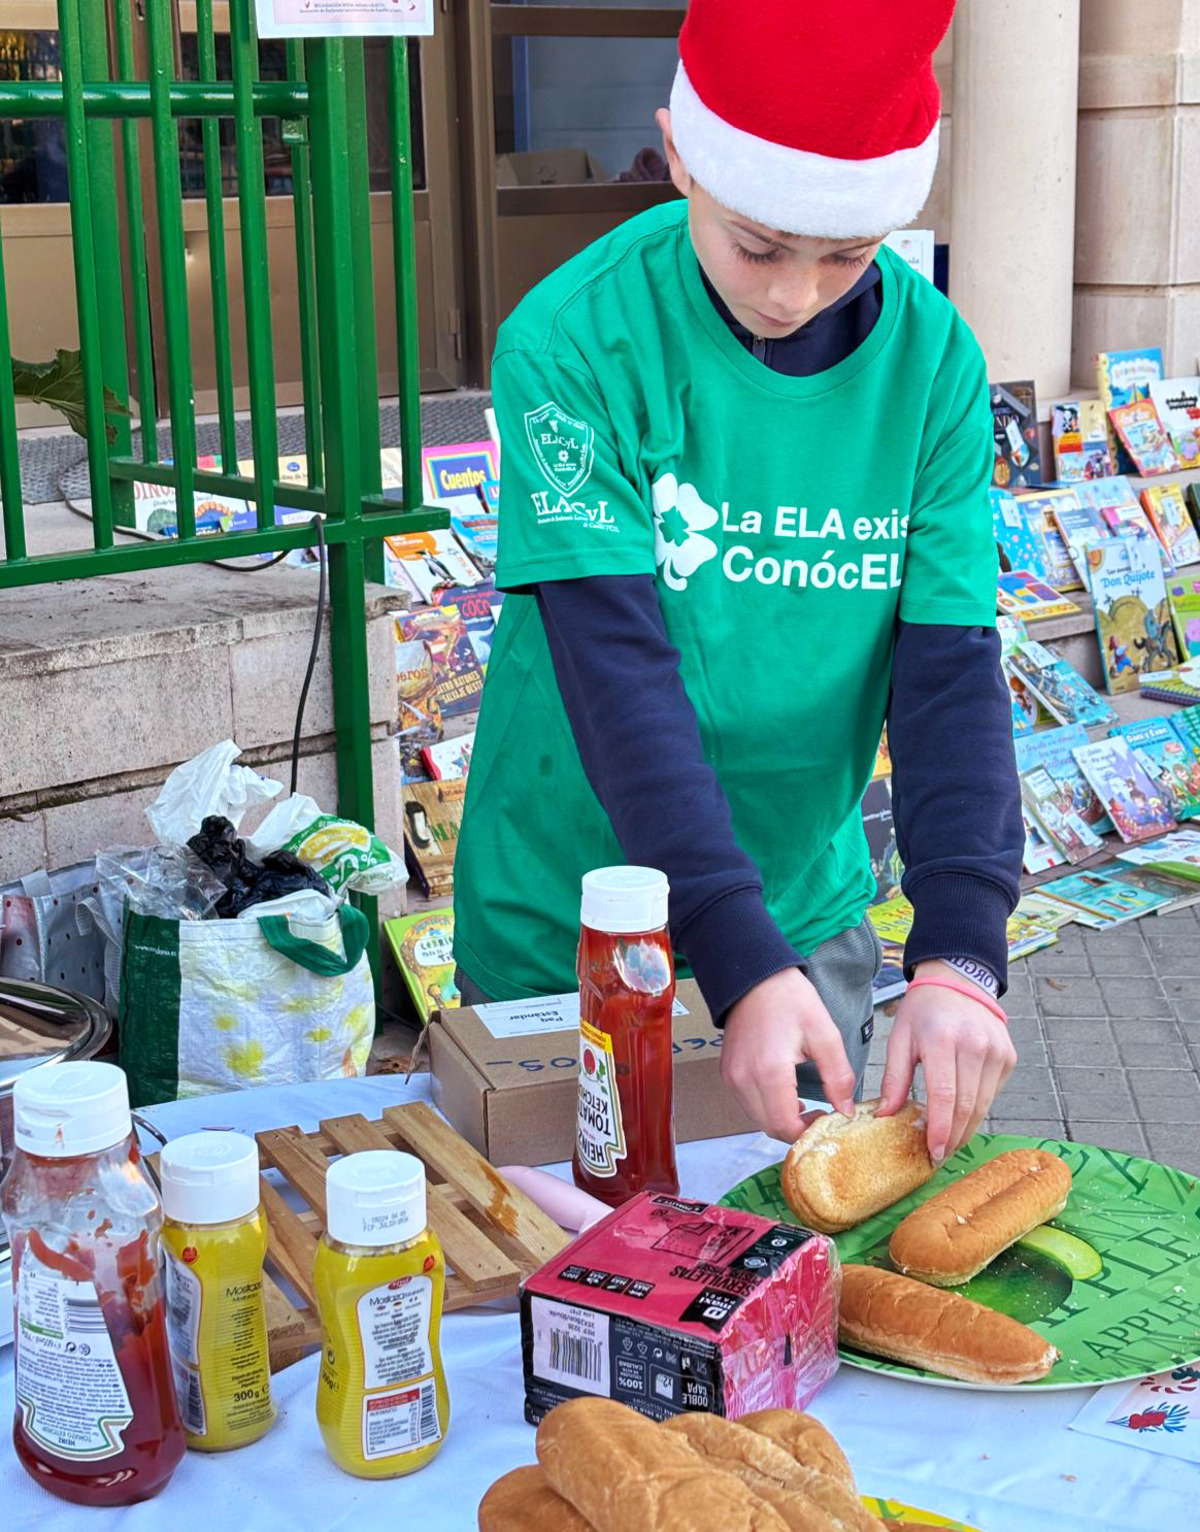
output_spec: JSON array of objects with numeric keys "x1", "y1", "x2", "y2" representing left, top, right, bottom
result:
[
  {"x1": 0, "y1": 223, "x2": 25, "y2": 562},
  {"x1": 113, "y1": 0, "x2": 159, "y2": 460},
  {"x1": 286, "y1": 41, "x2": 324, "y2": 491},
  {"x1": 197, "y1": 0, "x2": 239, "y2": 477},
  {"x1": 79, "y1": 0, "x2": 135, "y2": 528},
  {"x1": 0, "y1": 82, "x2": 309, "y2": 120},
  {"x1": 0, "y1": 507, "x2": 448, "y2": 591},
  {"x1": 56, "y1": 0, "x2": 115, "y2": 548},
  {"x1": 344, "y1": 42, "x2": 384, "y2": 585},
  {"x1": 229, "y1": 0, "x2": 279, "y2": 529},
  {"x1": 388, "y1": 39, "x2": 423, "y2": 515},
  {"x1": 145, "y1": 0, "x2": 197, "y2": 539},
  {"x1": 107, "y1": 457, "x2": 322, "y2": 512}
]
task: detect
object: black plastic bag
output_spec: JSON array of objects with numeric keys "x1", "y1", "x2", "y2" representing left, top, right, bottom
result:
[{"x1": 187, "y1": 815, "x2": 330, "y2": 918}]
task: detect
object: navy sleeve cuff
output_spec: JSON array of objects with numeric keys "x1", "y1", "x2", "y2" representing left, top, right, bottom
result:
[
  {"x1": 902, "y1": 871, "x2": 1014, "y2": 995},
  {"x1": 677, "y1": 887, "x2": 804, "y2": 1027}
]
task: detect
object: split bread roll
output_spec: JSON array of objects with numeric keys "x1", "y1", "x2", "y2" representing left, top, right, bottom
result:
[
  {"x1": 736, "y1": 1408, "x2": 855, "y2": 1492},
  {"x1": 478, "y1": 1465, "x2": 593, "y2": 1532},
  {"x1": 536, "y1": 1397, "x2": 792, "y2": 1532},
  {"x1": 781, "y1": 1099, "x2": 935, "y2": 1234},
  {"x1": 888, "y1": 1148, "x2": 1072, "y2": 1286},
  {"x1": 839, "y1": 1263, "x2": 1059, "y2": 1385},
  {"x1": 661, "y1": 1413, "x2": 882, "y2": 1532}
]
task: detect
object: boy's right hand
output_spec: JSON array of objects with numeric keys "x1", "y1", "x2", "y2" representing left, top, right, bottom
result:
[{"x1": 720, "y1": 968, "x2": 857, "y2": 1141}]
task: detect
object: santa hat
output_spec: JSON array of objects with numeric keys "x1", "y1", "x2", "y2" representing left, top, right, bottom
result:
[{"x1": 669, "y1": 0, "x2": 955, "y2": 237}]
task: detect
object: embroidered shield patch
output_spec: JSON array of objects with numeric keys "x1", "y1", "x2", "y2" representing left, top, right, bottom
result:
[{"x1": 524, "y1": 401, "x2": 595, "y2": 496}]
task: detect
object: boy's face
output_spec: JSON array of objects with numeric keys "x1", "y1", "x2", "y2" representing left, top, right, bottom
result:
[{"x1": 657, "y1": 108, "x2": 885, "y2": 339}]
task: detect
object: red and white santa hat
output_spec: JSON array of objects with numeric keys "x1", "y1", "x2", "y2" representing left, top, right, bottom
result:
[{"x1": 669, "y1": 0, "x2": 955, "y2": 238}]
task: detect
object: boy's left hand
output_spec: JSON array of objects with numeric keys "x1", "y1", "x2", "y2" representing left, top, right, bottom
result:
[{"x1": 877, "y1": 960, "x2": 1018, "y2": 1166}]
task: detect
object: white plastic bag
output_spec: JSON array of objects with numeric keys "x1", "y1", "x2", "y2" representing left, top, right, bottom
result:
[
  {"x1": 147, "y1": 740, "x2": 283, "y2": 847},
  {"x1": 247, "y1": 793, "x2": 407, "y2": 895}
]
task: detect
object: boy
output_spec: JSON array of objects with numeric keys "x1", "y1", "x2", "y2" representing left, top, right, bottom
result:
[{"x1": 454, "y1": 0, "x2": 1024, "y2": 1167}]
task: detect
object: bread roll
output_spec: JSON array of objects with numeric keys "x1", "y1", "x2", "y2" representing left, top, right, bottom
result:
[
  {"x1": 781, "y1": 1100, "x2": 935, "y2": 1234},
  {"x1": 839, "y1": 1264, "x2": 1058, "y2": 1385},
  {"x1": 537, "y1": 1397, "x2": 791, "y2": 1532},
  {"x1": 478, "y1": 1465, "x2": 594, "y2": 1531},
  {"x1": 663, "y1": 1414, "x2": 880, "y2": 1531},
  {"x1": 888, "y1": 1148, "x2": 1072, "y2": 1286},
  {"x1": 737, "y1": 1409, "x2": 855, "y2": 1491}
]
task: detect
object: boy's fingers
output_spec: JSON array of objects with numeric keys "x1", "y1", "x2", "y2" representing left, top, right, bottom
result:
[
  {"x1": 807, "y1": 1020, "x2": 857, "y2": 1119},
  {"x1": 947, "y1": 1049, "x2": 984, "y2": 1159},
  {"x1": 758, "y1": 1062, "x2": 808, "y2": 1142},
  {"x1": 878, "y1": 1022, "x2": 915, "y2": 1116},
  {"x1": 922, "y1": 1042, "x2": 958, "y2": 1166}
]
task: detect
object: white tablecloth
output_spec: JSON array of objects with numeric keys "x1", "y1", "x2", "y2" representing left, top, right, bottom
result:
[{"x1": 2, "y1": 1074, "x2": 1191, "y2": 1532}]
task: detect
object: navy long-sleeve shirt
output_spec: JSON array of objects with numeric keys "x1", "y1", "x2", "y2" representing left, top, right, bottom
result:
[{"x1": 525, "y1": 261, "x2": 1023, "y2": 1023}]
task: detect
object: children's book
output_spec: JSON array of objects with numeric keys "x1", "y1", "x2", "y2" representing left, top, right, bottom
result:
[
  {"x1": 1148, "y1": 376, "x2": 1200, "y2": 470},
  {"x1": 1014, "y1": 488, "x2": 1082, "y2": 589},
  {"x1": 384, "y1": 529, "x2": 485, "y2": 601},
  {"x1": 1072, "y1": 735, "x2": 1179, "y2": 844},
  {"x1": 1139, "y1": 657, "x2": 1200, "y2": 704},
  {"x1": 396, "y1": 635, "x2": 442, "y2": 741},
  {"x1": 1142, "y1": 482, "x2": 1200, "y2": 569},
  {"x1": 1050, "y1": 492, "x2": 1111, "y2": 583},
  {"x1": 450, "y1": 509, "x2": 499, "y2": 571},
  {"x1": 1075, "y1": 475, "x2": 1141, "y2": 517},
  {"x1": 871, "y1": 728, "x2": 891, "y2": 780},
  {"x1": 861, "y1": 777, "x2": 903, "y2": 906},
  {"x1": 1167, "y1": 573, "x2": 1200, "y2": 659},
  {"x1": 989, "y1": 380, "x2": 1042, "y2": 489},
  {"x1": 1109, "y1": 399, "x2": 1180, "y2": 477},
  {"x1": 997, "y1": 571, "x2": 1080, "y2": 621},
  {"x1": 401, "y1": 780, "x2": 467, "y2": 902},
  {"x1": 868, "y1": 894, "x2": 1061, "y2": 960},
  {"x1": 1004, "y1": 906, "x2": 1062, "y2": 961},
  {"x1": 427, "y1": 584, "x2": 498, "y2": 667},
  {"x1": 383, "y1": 910, "x2": 459, "y2": 1023},
  {"x1": 1189, "y1": 484, "x2": 1200, "y2": 539},
  {"x1": 990, "y1": 487, "x2": 1051, "y2": 579},
  {"x1": 1109, "y1": 716, "x2": 1200, "y2": 820},
  {"x1": 1018, "y1": 890, "x2": 1098, "y2": 930},
  {"x1": 1097, "y1": 347, "x2": 1165, "y2": 474},
  {"x1": 1015, "y1": 719, "x2": 1115, "y2": 839},
  {"x1": 997, "y1": 613, "x2": 1047, "y2": 733},
  {"x1": 421, "y1": 730, "x2": 475, "y2": 782},
  {"x1": 1169, "y1": 705, "x2": 1200, "y2": 813},
  {"x1": 1020, "y1": 765, "x2": 1105, "y2": 864},
  {"x1": 1035, "y1": 866, "x2": 1177, "y2": 924},
  {"x1": 421, "y1": 441, "x2": 500, "y2": 509},
  {"x1": 399, "y1": 605, "x2": 485, "y2": 718},
  {"x1": 1051, "y1": 399, "x2": 1115, "y2": 482},
  {"x1": 1006, "y1": 638, "x2": 1116, "y2": 727},
  {"x1": 1116, "y1": 829, "x2": 1200, "y2": 885},
  {"x1": 1086, "y1": 535, "x2": 1181, "y2": 694}
]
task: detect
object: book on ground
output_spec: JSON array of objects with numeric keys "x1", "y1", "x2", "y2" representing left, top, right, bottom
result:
[
  {"x1": 1138, "y1": 658, "x2": 1200, "y2": 705},
  {"x1": 1014, "y1": 487, "x2": 1083, "y2": 590},
  {"x1": 1168, "y1": 574, "x2": 1200, "y2": 659},
  {"x1": 385, "y1": 529, "x2": 485, "y2": 601},
  {"x1": 422, "y1": 731, "x2": 475, "y2": 782},
  {"x1": 1015, "y1": 720, "x2": 1114, "y2": 858},
  {"x1": 1141, "y1": 482, "x2": 1200, "y2": 569},
  {"x1": 1006, "y1": 638, "x2": 1115, "y2": 728},
  {"x1": 1109, "y1": 400, "x2": 1179, "y2": 477},
  {"x1": 1072, "y1": 735, "x2": 1179, "y2": 844},
  {"x1": 1020, "y1": 765, "x2": 1105, "y2": 865},
  {"x1": 1050, "y1": 492, "x2": 1111, "y2": 584},
  {"x1": 402, "y1": 779, "x2": 466, "y2": 899},
  {"x1": 1116, "y1": 829, "x2": 1200, "y2": 885},
  {"x1": 1086, "y1": 535, "x2": 1181, "y2": 694},
  {"x1": 1148, "y1": 376, "x2": 1200, "y2": 470},
  {"x1": 990, "y1": 379, "x2": 1042, "y2": 489},
  {"x1": 383, "y1": 910, "x2": 459, "y2": 1024},
  {"x1": 1109, "y1": 716, "x2": 1200, "y2": 821},
  {"x1": 1035, "y1": 866, "x2": 1177, "y2": 925},
  {"x1": 1167, "y1": 705, "x2": 1200, "y2": 812},
  {"x1": 399, "y1": 605, "x2": 485, "y2": 718},
  {"x1": 990, "y1": 487, "x2": 1052, "y2": 579},
  {"x1": 1097, "y1": 347, "x2": 1165, "y2": 475},
  {"x1": 997, "y1": 570, "x2": 1080, "y2": 621},
  {"x1": 1051, "y1": 399, "x2": 1115, "y2": 482}
]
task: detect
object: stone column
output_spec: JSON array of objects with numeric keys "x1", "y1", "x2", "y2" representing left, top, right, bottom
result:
[
  {"x1": 948, "y1": 0, "x2": 1082, "y2": 399},
  {"x1": 1073, "y1": 0, "x2": 1200, "y2": 385}
]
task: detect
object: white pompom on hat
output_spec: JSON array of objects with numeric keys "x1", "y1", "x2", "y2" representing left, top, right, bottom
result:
[{"x1": 669, "y1": 0, "x2": 955, "y2": 237}]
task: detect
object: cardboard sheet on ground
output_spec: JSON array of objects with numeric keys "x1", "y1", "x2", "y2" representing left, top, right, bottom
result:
[{"x1": 721, "y1": 1133, "x2": 1200, "y2": 1390}]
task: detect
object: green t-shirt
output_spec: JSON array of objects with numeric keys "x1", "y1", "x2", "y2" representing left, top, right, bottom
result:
[{"x1": 453, "y1": 202, "x2": 996, "y2": 1000}]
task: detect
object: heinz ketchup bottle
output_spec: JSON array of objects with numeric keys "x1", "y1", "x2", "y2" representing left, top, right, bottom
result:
[{"x1": 572, "y1": 867, "x2": 679, "y2": 1207}]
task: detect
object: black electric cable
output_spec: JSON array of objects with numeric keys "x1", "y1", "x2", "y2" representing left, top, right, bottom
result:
[{"x1": 289, "y1": 512, "x2": 327, "y2": 795}]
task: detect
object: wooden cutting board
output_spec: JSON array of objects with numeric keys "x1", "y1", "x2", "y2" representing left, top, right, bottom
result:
[{"x1": 255, "y1": 1100, "x2": 571, "y2": 1371}]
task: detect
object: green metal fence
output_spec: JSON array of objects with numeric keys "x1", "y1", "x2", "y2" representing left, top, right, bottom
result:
[{"x1": 0, "y1": 2, "x2": 445, "y2": 975}]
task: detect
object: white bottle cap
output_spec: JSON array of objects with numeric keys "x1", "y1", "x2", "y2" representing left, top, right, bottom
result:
[
  {"x1": 13, "y1": 1061, "x2": 132, "y2": 1158},
  {"x1": 325, "y1": 1150, "x2": 427, "y2": 1247},
  {"x1": 581, "y1": 866, "x2": 669, "y2": 934},
  {"x1": 160, "y1": 1132, "x2": 261, "y2": 1225}
]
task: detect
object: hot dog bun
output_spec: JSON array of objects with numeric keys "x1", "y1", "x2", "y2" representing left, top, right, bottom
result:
[
  {"x1": 839, "y1": 1263, "x2": 1059, "y2": 1385},
  {"x1": 478, "y1": 1465, "x2": 593, "y2": 1531},
  {"x1": 781, "y1": 1099, "x2": 935, "y2": 1234},
  {"x1": 736, "y1": 1409, "x2": 854, "y2": 1491},
  {"x1": 888, "y1": 1148, "x2": 1072, "y2": 1286}
]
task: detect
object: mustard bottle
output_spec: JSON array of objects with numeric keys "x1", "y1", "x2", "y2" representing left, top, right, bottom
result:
[
  {"x1": 160, "y1": 1132, "x2": 275, "y2": 1452},
  {"x1": 315, "y1": 1149, "x2": 449, "y2": 1478}
]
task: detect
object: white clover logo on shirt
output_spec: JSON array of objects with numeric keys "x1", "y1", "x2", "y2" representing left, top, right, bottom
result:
[{"x1": 652, "y1": 473, "x2": 719, "y2": 591}]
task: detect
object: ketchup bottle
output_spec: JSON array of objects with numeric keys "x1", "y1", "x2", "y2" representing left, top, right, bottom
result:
[
  {"x1": 572, "y1": 867, "x2": 679, "y2": 1207},
  {"x1": 1, "y1": 1062, "x2": 185, "y2": 1506}
]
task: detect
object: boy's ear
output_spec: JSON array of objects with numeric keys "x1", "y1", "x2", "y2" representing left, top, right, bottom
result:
[{"x1": 655, "y1": 107, "x2": 693, "y2": 199}]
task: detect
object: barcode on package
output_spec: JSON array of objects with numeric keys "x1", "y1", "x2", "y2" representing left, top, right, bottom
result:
[
  {"x1": 64, "y1": 1297, "x2": 107, "y2": 1334},
  {"x1": 531, "y1": 1297, "x2": 610, "y2": 1398}
]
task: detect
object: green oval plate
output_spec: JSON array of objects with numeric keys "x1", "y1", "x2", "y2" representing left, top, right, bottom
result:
[{"x1": 719, "y1": 1133, "x2": 1200, "y2": 1390}]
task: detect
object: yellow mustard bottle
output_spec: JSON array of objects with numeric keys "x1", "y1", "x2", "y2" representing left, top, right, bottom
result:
[
  {"x1": 159, "y1": 1132, "x2": 275, "y2": 1452},
  {"x1": 315, "y1": 1149, "x2": 449, "y2": 1478}
]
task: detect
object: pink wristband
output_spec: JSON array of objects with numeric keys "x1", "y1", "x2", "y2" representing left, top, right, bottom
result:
[{"x1": 905, "y1": 974, "x2": 1008, "y2": 1026}]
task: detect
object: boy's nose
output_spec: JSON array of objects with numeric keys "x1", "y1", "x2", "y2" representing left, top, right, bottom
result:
[{"x1": 766, "y1": 270, "x2": 822, "y2": 325}]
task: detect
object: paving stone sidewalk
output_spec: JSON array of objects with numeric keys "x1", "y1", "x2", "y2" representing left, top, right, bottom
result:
[{"x1": 863, "y1": 905, "x2": 1200, "y2": 1175}]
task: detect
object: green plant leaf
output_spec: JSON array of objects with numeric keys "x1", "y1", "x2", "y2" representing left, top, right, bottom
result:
[{"x1": 11, "y1": 349, "x2": 130, "y2": 445}]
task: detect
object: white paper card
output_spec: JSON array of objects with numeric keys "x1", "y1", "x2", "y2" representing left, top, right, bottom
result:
[
  {"x1": 255, "y1": 0, "x2": 434, "y2": 39},
  {"x1": 476, "y1": 992, "x2": 688, "y2": 1039},
  {"x1": 1069, "y1": 1366, "x2": 1200, "y2": 1464}
]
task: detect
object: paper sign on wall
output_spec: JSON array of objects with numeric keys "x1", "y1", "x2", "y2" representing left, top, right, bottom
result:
[{"x1": 254, "y1": 0, "x2": 433, "y2": 39}]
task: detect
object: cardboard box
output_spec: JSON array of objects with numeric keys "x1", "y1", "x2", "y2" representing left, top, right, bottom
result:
[
  {"x1": 428, "y1": 979, "x2": 757, "y2": 1166},
  {"x1": 495, "y1": 148, "x2": 608, "y2": 188}
]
